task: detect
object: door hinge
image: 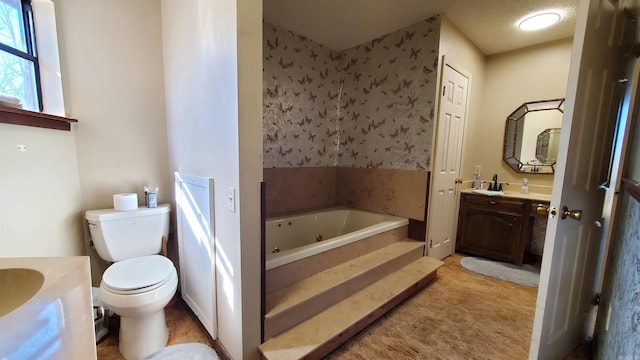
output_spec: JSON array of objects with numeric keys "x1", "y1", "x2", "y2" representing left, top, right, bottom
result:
[
  {"x1": 593, "y1": 293, "x2": 601, "y2": 306},
  {"x1": 430, "y1": 240, "x2": 433, "y2": 248}
]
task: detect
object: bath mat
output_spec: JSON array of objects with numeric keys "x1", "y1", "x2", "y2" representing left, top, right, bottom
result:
[
  {"x1": 460, "y1": 256, "x2": 540, "y2": 287},
  {"x1": 146, "y1": 343, "x2": 218, "y2": 359}
]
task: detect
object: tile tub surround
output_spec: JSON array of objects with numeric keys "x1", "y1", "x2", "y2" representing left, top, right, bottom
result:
[
  {"x1": 336, "y1": 167, "x2": 428, "y2": 221},
  {"x1": 264, "y1": 166, "x2": 428, "y2": 220},
  {"x1": 264, "y1": 166, "x2": 336, "y2": 217},
  {"x1": 0, "y1": 256, "x2": 96, "y2": 359}
]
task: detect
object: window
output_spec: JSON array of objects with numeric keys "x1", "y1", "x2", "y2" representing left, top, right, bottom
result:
[{"x1": 0, "y1": 0, "x2": 41, "y2": 112}]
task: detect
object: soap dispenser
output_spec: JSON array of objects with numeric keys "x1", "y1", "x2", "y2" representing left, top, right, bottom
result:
[
  {"x1": 521, "y1": 178, "x2": 529, "y2": 194},
  {"x1": 473, "y1": 174, "x2": 481, "y2": 189},
  {"x1": 472, "y1": 165, "x2": 482, "y2": 189}
]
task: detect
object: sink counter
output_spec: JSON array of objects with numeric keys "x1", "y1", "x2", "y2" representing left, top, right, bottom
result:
[
  {"x1": 0, "y1": 256, "x2": 96, "y2": 359},
  {"x1": 462, "y1": 189, "x2": 551, "y2": 202}
]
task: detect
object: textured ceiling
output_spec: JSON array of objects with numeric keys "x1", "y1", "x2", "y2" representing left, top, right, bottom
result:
[{"x1": 263, "y1": 0, "x2": 578, "y2": 55}]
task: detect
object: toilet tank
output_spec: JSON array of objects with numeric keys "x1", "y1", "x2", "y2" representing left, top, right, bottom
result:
[{"x1": 85, "y1": 204, "x2": 170, "y2": 262}]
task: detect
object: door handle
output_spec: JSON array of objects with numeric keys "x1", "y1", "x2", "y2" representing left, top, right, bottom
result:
[
  {"x1": 536, "y1": 204, "x2": 550, "y2": 216},
  {"x1": 561, "y1": 206, "x2": 583, "y2": 221},
  {"x1": 454, "y1": 178, "x2": 463, "y2": 184}
]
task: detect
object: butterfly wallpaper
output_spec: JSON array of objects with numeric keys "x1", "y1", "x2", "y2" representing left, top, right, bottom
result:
[{"x1": 263, "y1": 17, "x2": 440, "y2": 171}]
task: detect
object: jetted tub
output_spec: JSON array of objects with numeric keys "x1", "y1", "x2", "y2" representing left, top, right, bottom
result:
[{"x1": 265, "y1": 207, "x2": 409, "y2": 270}]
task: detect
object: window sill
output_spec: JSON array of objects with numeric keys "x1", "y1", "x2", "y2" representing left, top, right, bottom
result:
[{"x1": 0, "y1": 105, "x2": 77, "y2": 131}]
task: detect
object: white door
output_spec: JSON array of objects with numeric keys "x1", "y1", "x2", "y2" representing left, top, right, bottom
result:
[
  {"x1": 529, "y1": 0, "x2": 632, "y2": 358},
  {"x1": 426, "y1": 60, "x2": 469, "y2": 260},
  {"x1": 175, "y1": 172, "x2": 217, "y2": 339}
]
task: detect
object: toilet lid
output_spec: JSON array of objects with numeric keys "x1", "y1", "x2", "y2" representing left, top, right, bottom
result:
[{"x1": 102, "y1": 255, "x2": 174, "y2": 294}]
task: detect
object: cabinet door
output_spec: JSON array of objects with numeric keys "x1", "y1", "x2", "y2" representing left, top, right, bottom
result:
[
  {"x1": 175, "y1": 173, "x2": 217, "y2": 339},
  {"x1": 456, "y1": 194, "x2": 528, "y2": 264}
]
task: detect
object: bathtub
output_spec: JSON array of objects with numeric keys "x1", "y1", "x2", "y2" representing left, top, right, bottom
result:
[{"x1": 265, "y1": 207, "x2": 409, "y2": 270}]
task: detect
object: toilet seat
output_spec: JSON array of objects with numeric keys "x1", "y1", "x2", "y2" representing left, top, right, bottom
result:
[{"x1": 102, "y1": 255, "x2": 174, "y2": 295}]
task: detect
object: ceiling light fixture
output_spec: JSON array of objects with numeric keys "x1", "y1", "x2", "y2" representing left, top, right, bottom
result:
[{"x1": 518, "y1": 11, "x2": 562, "y2": 31}]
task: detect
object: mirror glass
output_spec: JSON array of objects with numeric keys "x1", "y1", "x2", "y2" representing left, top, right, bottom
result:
[
  {"x1": 503, "y1": 98, "x2": 564, "y2": 174},
  {"x1": 536, "y1": 128, "x2": 561, "y2": 164}
]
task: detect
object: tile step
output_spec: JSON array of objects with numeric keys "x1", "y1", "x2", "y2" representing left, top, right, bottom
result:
[
  {"x1": 266, "y1": 239, "x2": 424, "y2": 315},
  {"x1": 264, "y1": 240, "x2": 424, "y2": 339},
  {"x1": 259, "y1": 256, "x2": 444, "y2": 360}
]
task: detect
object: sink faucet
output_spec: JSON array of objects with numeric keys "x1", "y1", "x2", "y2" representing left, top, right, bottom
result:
[{"x1": 488, "y1": 174, "x2": 498, "y2": 191}]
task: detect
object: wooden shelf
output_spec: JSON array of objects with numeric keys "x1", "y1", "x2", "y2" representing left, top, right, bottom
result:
[{"x1": 0, "y1": 106, "x2": 77, "y2": 131}]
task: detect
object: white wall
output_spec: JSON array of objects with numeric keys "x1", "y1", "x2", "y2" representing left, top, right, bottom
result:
[
  {"x1": 54, "y1": 0, "x2": 169, "y2": 282},
  {"x1": 56, "y1": 0, "x2": 170, "y2": 211},
  {"x1": 2, "y1": 1, "x2": 263, "y2": 358},
  {"x1": 438, "y1": 18, "x2": 486, "y2": 183},
  {"x1": 0, "y1": 124, "x2": 83, "y2": 257},
  {"x1": 472, "y1": 38, "x2": 573, "y2": 191},
  {"x1": 1, "y1": 0, "x2": 167, "y2": 261},
  {"x1": 237, "y1": 0, "x2": 264, "y2": 358},
  {"x1": 161, "y1": 0, "x2": 262, "y2": 358}
]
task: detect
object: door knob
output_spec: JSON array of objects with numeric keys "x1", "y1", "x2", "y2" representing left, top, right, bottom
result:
[
  {"x1": 561, "y1": 206, "x2": 583, "y2": 221},
  {"x1": 536, "y1": 205, "x2": 550, "y2": 216},
  {"x1": 454, "y1": 178, "x2": 463, "y2": 184}
]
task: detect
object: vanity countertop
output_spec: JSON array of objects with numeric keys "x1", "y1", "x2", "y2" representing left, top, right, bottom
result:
[
  {"x1": 0, "y1": 256, "x2": 96, "y2": 359},
  {"x1": 462, "y1": 188, "x2": 552, "y2": 202}
]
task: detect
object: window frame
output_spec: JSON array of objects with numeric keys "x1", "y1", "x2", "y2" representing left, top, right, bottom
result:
[
  {"x1": 0, "y1": 0, "x2": 74, "y2": 131},
  {"x1": 0, "y1": 0, "x2": 43, "y2": 112}
]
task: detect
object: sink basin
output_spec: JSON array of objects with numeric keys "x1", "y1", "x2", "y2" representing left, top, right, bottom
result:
[
  {"x1": 0, "y1": 268, "x2": 44, "y2": 317},
  {"x1": 471, "y1": 189, "x2": 504, "y2": 196}
]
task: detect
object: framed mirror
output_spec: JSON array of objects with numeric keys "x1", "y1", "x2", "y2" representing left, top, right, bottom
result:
[{"x1": 503, "y1": 98, "x2": 564, "y2": 174}]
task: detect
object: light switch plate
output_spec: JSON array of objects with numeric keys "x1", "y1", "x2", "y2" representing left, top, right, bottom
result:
[{"x1": 227, "y1": 187, "x2": 235, "y2": 213}]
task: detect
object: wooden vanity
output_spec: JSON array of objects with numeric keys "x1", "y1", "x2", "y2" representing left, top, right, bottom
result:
[{"x1": 455, "y1": 190, "x2": 550, "y2": 265}]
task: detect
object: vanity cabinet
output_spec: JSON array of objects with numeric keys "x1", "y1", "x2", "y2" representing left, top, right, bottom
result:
[{"x1": 456, "y1": 193, "x2": 533, "y2": 265}]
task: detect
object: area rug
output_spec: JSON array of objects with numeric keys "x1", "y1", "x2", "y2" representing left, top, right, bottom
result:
[
  {"x1": 147, "y1": 343, "x2": 218, "y2": 359},
  {"x1": 460, "y1": 256, "x2": 540, "y2": 287}
]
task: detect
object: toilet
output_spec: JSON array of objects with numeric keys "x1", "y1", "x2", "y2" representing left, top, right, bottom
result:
[{"x1": 85, "y1": 204, "x2": 178, "y2": 360}]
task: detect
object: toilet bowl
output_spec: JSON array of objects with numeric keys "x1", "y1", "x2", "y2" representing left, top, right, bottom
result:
[
  {"x1": 86, "y1": 204, "x2": 176, "y2": 360},
  {"x1": 99, "y1": 255, "x2": 178, "y2": 360}
]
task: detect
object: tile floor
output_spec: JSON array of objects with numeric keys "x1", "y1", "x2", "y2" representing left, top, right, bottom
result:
[
  {"x1": 326, "y1": 253, "x2": 591, "y2": 359},
  {"x1": 97, "y1": 254, "x2": 590, "y2": 360}
]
